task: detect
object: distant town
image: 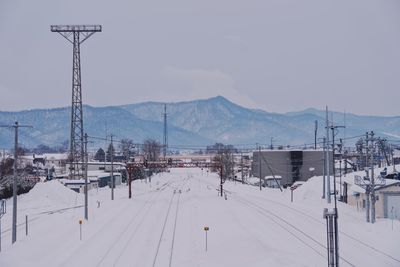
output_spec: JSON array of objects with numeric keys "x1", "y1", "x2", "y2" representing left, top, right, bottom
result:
[{"x1": 1, "y1": 1, "x2": 400, "y2": 266}]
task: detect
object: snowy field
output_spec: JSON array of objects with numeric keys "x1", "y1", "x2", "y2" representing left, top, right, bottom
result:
[{"x1": 0, "y1": 168, "x2": 399, "y2": 267}]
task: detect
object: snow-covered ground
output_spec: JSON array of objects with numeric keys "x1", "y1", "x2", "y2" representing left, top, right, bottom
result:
[{"x1": 0, "y1": 168, "x2": 399, "y2": 266}]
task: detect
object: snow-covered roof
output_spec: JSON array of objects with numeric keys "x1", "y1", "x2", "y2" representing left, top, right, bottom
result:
[
  {"x1": 87, "y1": 170, "x2": 122, "y2": 179},
  {"x1": 257, "y1": 149, "x2": 325, "y2": 152},
  {"x1": 42, "y1": 153, "x2": 68, "y2": 160},
  {"x1": 341, "y1": 166, "x2": 400, "y2": 194},
  {"x1": 265, "y1": 175, "x2": 282, "y2": 180},
  {"x1": 87, "y1": 161, "x2": 125, "y2": 166},
  {"x1": 61, "y1": 179, "x2": 86, "y2": 184}
]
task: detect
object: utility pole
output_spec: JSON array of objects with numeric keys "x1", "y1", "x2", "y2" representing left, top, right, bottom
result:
[
  {"x1": 51, "y1": 25, "x2": 101, "y2": 179},
  {"x1": 365, "y1": 132, "x2": 370, "y2": 223},
  {"x1": 325, "y1": 107, "x2": 331, "y2": 203},
  {"x1": 377, "y1": 138, "x2": 382, "y2": 168},
  {"x1": 392, "y1": 144, "x2": 396, "y2": 173},
  {"x1": 369, "y1": 131, "x2": 376, "y2": 223},
  {"x1": 0, "y1": 122, "x2": 32, "y2": 244},
  {"x1": 355, "y1": 132, "x2": 385, "y2": 225},
  {"x1": 163, "y1": 104, "x2": 168, "y2": 160},
  {"x1": 314, "y1": 120, "x2": 318, "y2": 150},
  {"x1": 322, "y1": 137, "x2": 326, "y2": 199},
  {"x1": 323, "y1": 109, "x2": 340, "y2": 267},
  {"x1": 324, "y1": 208, "x2": 339, "y2": 267},
  {"x1": 126, "y1": 163, "x2": 134, "y2": 199},
  {"x1": 110, "y1": 135, "x2": 114, "y2": 200},
  {"x1": 220, "y1": 164, "x2": 224, "y2": 197},
  {"x1": 258, "y1": 145, "x2": 262, "y2": 191},
  {"x1": 12, "y1": 122, "x2": 19, "y2": 244},
  {"x1": 241, "y1": 152, "x2": 244, "y2": 184},
  {"x1": 84, "y1": 133, "x2": 88, "y2": 220},
  {"x1": 0, "y1": 200, "x2": 5, "y2": 252},
  {"x1": 330, "y1": 124, "x2": 345, "y2": 204},
  {"x1": 339, "y1": 139, "x2": 343, "y2": 201}
]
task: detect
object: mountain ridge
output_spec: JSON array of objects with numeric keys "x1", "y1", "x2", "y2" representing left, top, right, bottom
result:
[{"x1": 0, "y1": 96, "x2": 399, "y2": 149}]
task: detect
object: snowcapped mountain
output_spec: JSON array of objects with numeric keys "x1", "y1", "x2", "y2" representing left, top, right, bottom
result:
[
  {"x1": 120, "y1": 96, "x2": 400, "y2": 147},
  {"x1": 0, "y1": 96, "x2": 399, "y2": 149},
  {"x1": 0, "y1": 105, "x2": 212, "y2": 149}
]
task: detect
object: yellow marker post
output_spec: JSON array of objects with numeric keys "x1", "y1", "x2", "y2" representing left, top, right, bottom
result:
[
  {"x1": 204, "y1": 226, "x2": 209, "y2": 251},
  {"x1": 79, "y1": 220, "x2": 83, "y2": 241}
]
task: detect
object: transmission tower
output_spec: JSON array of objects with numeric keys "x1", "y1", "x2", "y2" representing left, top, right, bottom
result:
[
  {"x1": 51, "y1": 25, "x2": 102, "y2": 179},
  {"x1": 163, "y1": 104, "x2": 168, "y2": 159}
]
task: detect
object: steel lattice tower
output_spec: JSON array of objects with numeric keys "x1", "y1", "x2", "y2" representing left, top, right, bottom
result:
[{"x1": 51, "y1": 25, "x2": 101, "y2": 179}]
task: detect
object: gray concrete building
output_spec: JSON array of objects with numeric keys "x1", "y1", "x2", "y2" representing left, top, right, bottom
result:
[{"x1": 252, "y1": 150, "x2": 333, "y2": 187}]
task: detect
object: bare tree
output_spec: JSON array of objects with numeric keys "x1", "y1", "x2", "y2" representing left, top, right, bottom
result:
[
  {"x1": 0, "y1": 157, "x2": 14, "y2": 179},
  {"x1": 142, "y1": 138, "x2": 162, "y2": 161},
  {"x1": 106, "y1": 143, "x2": 115, "y2": 162},
  {"x1": 212, "y1": 147, "x2": 235, "y2": 180},
  {"x1": 119, "y1": 138, "x2": 135, "y2": 161}
]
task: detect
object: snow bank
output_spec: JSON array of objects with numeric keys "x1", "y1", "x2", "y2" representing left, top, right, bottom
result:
[
  {"x1": 15, "y1": 180, "x2": 82, "y2": 211},
  {"x1": 24, "y1": 180, "x2": 78, "y2": 203}
]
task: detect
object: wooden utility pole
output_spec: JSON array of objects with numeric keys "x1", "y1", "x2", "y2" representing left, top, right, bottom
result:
[
  {"x1": 220, "y1": 164, "x2": 224, "y2": 197},
  {"x1": 258, "y1": 146, "x2": 262, "y2": 191},
  {"x1": 365, "y1": 132, "x2": 370, "y2": 223},
  {"x1": 126, "y1": 163, "x2": 135, "y2": 199},
  {"x1": 241, "y1": 152, "x2": 244, "y2": 184},
  {"x1": 322, "y1": 137, "x2": 326, "y2": 199},
  {"x1": 314, "y1": 120, "x2": 318, "y2": 150},
  {"x1": 110, "y1": 134, "x2": 114, "y2": 200},
  {"x1": 392, "y1": 144, "x2": 396, "y2": 173}
]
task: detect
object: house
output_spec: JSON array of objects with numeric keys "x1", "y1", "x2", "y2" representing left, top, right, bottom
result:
[
  {"x1": 60, "y1": 179, "x2": 98, "y2": 193},
  {"x1": 60, "y1": 171, "x2": 123, "y2": 192},
  {"x1": 22, "y1": 153, "x2": 68, "y2": 169},
  {"x1": 346, "y1": 178, "x2": 400, "y2": 219},
  {"x1": 20, "y1": 153, "x2": 68, "y2": 177},
  {"x1": 252, "y1": 149, "x2": 333, "y2": 186},
  {"x1": 88, "y1": 171, "x2": 122, "y2": 188}
]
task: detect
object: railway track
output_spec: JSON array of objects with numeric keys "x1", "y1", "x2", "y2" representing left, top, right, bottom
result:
[
  {"x1": 243, "y1": 193, "x2": 400, "y2": 265},
  {"x1": 231, "y1": 194, "x2": 356, "y2": 267},
  {"x1": 96, "y1": 180, "x2": 176, "y2": 267},
  {"x1": 199, "y1": 176, "x2": 400, "y2": 266}
]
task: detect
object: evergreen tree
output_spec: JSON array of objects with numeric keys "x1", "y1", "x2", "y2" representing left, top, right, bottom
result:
[
  {"x1": 106, "y1": 143, "x2": 115, "y2": 162},
  {"x1": 94, "y1": 148, "x2": 106, "y2": 162}
]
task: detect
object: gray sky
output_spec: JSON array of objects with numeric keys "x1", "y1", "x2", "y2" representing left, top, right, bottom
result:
[{"x1": 1, "y1": 0, "x2": 400, "y2": 116}]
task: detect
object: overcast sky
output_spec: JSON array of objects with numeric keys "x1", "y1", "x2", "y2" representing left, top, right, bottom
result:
[{"x1": 1, "y1": 0, "x2": 400, "y2": 116}]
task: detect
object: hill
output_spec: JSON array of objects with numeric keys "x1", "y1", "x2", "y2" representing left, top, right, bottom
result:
[{"x1": 0, "y1": 96, "x2": 399, "y2": 149}]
